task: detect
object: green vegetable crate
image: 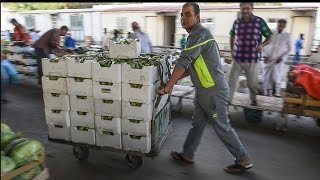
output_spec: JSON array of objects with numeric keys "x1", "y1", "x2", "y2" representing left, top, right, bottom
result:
[
  {"x1": 109, "y1": 39, "x2": 141, "y2": 59},
  {"x1": 1, "y1": 149, "x2": 49, "y2": 180}
]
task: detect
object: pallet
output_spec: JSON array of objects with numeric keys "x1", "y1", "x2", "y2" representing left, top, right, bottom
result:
[
  {"x1": 283, "y1": 105, "x2": 303, "y2": 115},
  {"x1": 303, "y1": 109, "x2": 320, "y2": 118},
  {"x1": 1, "y1": 149, "x2": 49, "y2": 180},
  {"x1": 283, "y1": 96, "x2": 304, "y2": 104},
  {"x1": 304, "y1": 96, "x2": 320, "y2": 107}
]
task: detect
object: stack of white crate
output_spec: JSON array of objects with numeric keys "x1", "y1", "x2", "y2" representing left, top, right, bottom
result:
[
  {"x1": 42, "y1": 42, "x2": 171, "y2": 153},
  {"x1": 121, "y1": 57, "x2": 170, "y2": 153},
  {"x1": 66, "y1": 55, "x2": 95, "y2": 145},
  {"x1": 5, "y1": 46, "x2": 38, "y2": 85},
  {"x1": 42, "y1": 57, "x2": 70, "y2": 141},
  {"x1": 92, "y1": 57, "x2": 122, "y2": 149}
]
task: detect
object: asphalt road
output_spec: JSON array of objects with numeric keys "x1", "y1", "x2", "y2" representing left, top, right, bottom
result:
[{"x1": 1, "y1": 83, "x2": 320, "y2": 180}]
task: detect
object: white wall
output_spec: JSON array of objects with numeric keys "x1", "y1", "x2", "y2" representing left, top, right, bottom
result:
[
  {"x1": 91, "y1": 12, "x2": 101, "y2": 44},
  {"x1": 101, "y1": 11, "x2": 165, "y2": 45}
]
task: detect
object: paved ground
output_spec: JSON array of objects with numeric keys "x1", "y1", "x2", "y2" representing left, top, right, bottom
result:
[{"x1": 1, "y1": 83, "x2": 320, "y2": 180}]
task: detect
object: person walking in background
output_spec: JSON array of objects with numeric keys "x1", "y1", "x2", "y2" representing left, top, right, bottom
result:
[
  {"x1": 112, "y1": 29, "x2": 121, "y2": 42},
  {"x1": 157, "y1": 2, "x2": 253, "y2": 174},
  {"x1": 228, "y1": 2, "x2": 272, "y2": 106},
  {"x1": 101, "y1": 28, "x2": 111, "y2": 50},
  {"x1": 10, "y1": 18, "x2": 30, "y2": 46},
  {"x1": 293, "y1": 33, "x2": 304, "y2": 65},
  {"x1": 180, "y1": 34, "x2": 187, "y2": 49},
  {"x1": 34, "y1": 26, "x2": 68, "y2": 85},
  {"x1": 261, "y1": 19, "x2": 291, "y2": 97},
  {"x1": 128, "y1": 21, "x2": 153, "y2": 53}
]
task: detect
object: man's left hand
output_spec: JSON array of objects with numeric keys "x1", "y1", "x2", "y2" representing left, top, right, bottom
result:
[{"x1": 157, "y1": 85, "x2": 171, "y2": 96}]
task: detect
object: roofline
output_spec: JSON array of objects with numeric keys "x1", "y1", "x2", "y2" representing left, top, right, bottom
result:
[{"x1": 16, "y1": 8, "x2": 100, "y2": 14}]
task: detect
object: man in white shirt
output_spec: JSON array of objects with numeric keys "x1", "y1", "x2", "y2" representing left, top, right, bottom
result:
[
  {"x1": 29, "y1": 28, "x2": 40, "y2": 44},
  {"x1": 128, "y1": 21, "x2": 153, "y2": 53},
  {"x1": 262, "y1": 19, "x2": 291, "y2": 97}
]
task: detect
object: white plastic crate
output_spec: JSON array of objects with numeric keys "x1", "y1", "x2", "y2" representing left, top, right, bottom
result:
[
  {"x1": 70, "y1": 110, "x2": 95, "y2": 128},
  {"x1": 42, "y1": 76, "x2": 68, "y2": 94},
  {"x1": 15, "y1": 46, "x2": 34, "y2": 53},
  {"x1": 69, "y1": 95, "x2": 94, "y2": 112},
  {"x1": 11, "y1": 54, "x2": 23, "y2": 61},
  {"x1": 44, "y1": 108, "x2": 70, "y2": 125},
  {"x1": 122, "y1": 133, "x2": 151, "y2": 153},
  {"x1": 121, "y1": 63, "x2": 158, "y2": 85},
  {"x1": 121, "y1": 82, "x2": 160, "y2": 104},
  {"x1": 95, "y1": 128, "x2": 122, "y2": 149},
  {"x1": 15, "y1": 65, "x2": 24, "y2": 72},
  {"x1": 42, "y1": 58, "x2": 68, "y2": 77},
  {"x1": 47, "y1": 122, "x2": 71, "y2": 141},
  {"x1": 121, "y1": 117, "x2": 151, "y2": 136},
  {"x1": 67, "y1": 78, "x2": 93, "y2": 96},
  {"x1": 94, "y1": 99, "x2": 121, "y2": 117},
  {"x1": 67, "y1": 56, "x2": 93, "y2": 78},
  {"x1": 23, "y1": 66, "x2": 38, "y2": 74},
  {"x1": 109, "y1": 40, "x2": 141, "y2": 59},
  {"x1": 95, "y1": 115, "x2": 121, "y2": 133},
  {"x1": 21, "y1": 58, "x2": 37, "y2": 66},
  {"x1": 92, "y1": 61, "x2": 121, "y2": 83},
  {"x1": 6, "y1": 54, "x2": 14, "y2": 60},
  {"x1": 92, "y1": 82, "x2": 121, "y2": 101},
  {"x1": 122, "y1": 101, "x2": 153, "y2": 121},
  {"x1": 43, "y1": 93, "x2": 70, "y2": 111},
  {"x1": 71, "y1": 124, "x2": 95, "y2": 145},
  {"x1": 6, "y1": 46, "x2": 17, "y2": 53}
]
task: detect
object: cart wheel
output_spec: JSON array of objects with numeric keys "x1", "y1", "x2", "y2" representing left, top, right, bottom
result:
[
  {"x1": 125, "y1": 154, "x2": 143, "y2": 169},
  {"x1": 73, "y1": 146, "x2": 89, "y2": 161},
  {"x1": 316, "y1": 118, "x2": 320, "y2": 127}
]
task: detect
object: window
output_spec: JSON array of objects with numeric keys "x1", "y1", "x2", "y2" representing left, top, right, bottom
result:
[
  {"x1": 267, "y1": 18, "x2": 287, "y2": 23},
  {"x1": 25, "y1": 16, "x2": 35, "y2": 29},
  {"x1": 201, "y1": 18, "x2": 215, "y2": 35},
  {"x1": 51, "y1": 14, "x2": 58, "y2": 28},
  {"x1": 116, "y1": 17, "x2": 127, "y2": 32},
  {"x1": 267, "y1": 18, "x2": 288, "y2": 30},
  {"x1": 70, "y1": 14, "x2": 83, "y2": 30},
  {"x1": 268, "y1": 18, "x2": 277, "y2": 23}
]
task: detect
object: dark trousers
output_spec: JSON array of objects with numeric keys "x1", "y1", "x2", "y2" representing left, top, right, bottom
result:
[
  {"x1": 35, "y1": 48, "x2": 47, "y2": 85},
  {"x1": 293, "y1": 52, "x2": 300, "y2": 66}
]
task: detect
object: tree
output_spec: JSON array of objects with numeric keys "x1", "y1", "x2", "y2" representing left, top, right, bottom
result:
[
  {"x1": 2, "y1": 3, "x2": 97, "y2": 11},
  {"x1": 2, "y1": 2, "x2": 137, "y2": 11}
]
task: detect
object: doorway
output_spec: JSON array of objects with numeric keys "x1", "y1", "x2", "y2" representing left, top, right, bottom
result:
[
  {"x1": 164, "y1": 16, "x2": 176, "y2": 47},
  {"x1": 291, "y1": 16, "x2": 312, "y2": 56}
]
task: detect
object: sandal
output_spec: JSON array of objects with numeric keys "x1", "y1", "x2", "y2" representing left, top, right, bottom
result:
[
  {"x1": 170, "y1": 151, "x2": 194, "y2": 164},
  {"x1": 224, "y1": 163, "x2": 253, "y2": 174}
]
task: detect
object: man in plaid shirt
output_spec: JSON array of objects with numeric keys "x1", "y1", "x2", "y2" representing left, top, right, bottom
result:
[{"x1": 228, "y1": 2, "x2": 272, "y2": 106}]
